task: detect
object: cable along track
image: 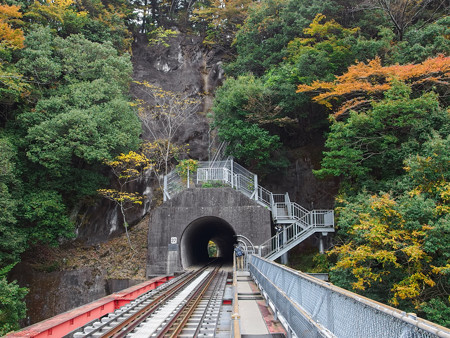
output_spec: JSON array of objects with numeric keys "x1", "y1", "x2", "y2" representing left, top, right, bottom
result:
[{"x1": 73, "y1": 263, "x2": 226, "y2": 338}]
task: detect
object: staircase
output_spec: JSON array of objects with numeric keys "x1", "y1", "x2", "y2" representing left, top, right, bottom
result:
[{"x1": 163, "y1": 158, "x2": 334, "y2": 261}]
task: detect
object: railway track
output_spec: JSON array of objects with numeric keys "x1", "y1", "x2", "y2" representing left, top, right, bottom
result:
[{"x1": 72, "y1": 263, "x2": 229, "y2": 338}]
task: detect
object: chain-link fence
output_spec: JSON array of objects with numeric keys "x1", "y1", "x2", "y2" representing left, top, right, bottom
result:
[{"x1": 249, "y1": 255, "x2": 450, "y2": 338}]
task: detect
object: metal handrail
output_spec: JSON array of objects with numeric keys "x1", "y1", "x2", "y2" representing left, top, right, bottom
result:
[{"x1": 164, "y1": 158, "x2": 334, "y2": 259}]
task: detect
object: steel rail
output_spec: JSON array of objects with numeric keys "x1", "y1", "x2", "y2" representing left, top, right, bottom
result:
[
  {"x1": 159, "y1": 265, "x2": 222, "y2": 337},
  {"x1": 108, "y1": 265, "x2": 213, "y2": 338},
  {"x1": 81, "y1": 264, "x2": 212, "y2": 338},
  {"x1": 189, "y1": 270, "x2": 227, "y2": 337},
  {"x1": 103, "y1": 271, "x2": 198, "y2": 338}
]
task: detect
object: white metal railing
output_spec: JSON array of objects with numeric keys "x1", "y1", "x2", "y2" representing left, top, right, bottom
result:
[
  {"x1": 259, "y1": 222, "x2": 316, "y2": 259},
  {"x1": 249, "y1": 255, "x2": 450, "y2": 338},
  {"x1": 164, "y1": 158, "x2": 334, "y2": 258}
]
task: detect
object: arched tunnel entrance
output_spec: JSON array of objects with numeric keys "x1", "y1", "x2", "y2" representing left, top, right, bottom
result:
[
  {"x1": 180, "y1": 216, "x2": 236, "y2": 268},
  {"x1": 146, "y1": 187, "x2": 271, "y2": 276}
]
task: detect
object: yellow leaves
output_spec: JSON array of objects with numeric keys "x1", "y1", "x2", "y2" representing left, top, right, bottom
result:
[
  {"x1": 97, "y1": 189, "x2": 144, "y2": 205},
  {"x1": 391, "y1": 273, "x2": 435, "y2": 308},
  {"x1": 331, "y1": 191, "x2": 438, "y2": 306},
  {"x1": 25, "y1": 0, "x2": 76, "y2": 26},
  {"x1": 98, "y1": 151, "x2": 151, "y2": 209},
  {"x1": 43, "y1": 0, "x2": 74, "y2": 9},
  {"x1": 105, "y1": 151, "x2": 150, "y2": 169},
  {"x1": 302, "y1": 13, "x2": 359, "y2": 42},
  {"x1": 141, "y1": 140, "x2": 188, "y2": 175},
  {"x1": 431, "y1": 263, "x2": 450, "y2": 275},
  {"x1": 176, "y1": 159, "x2": 199, "y2": 180},
  {"x1": 401, "y1": 244, "x2": 427, "y2": 263},
  {"x1": 351, "y1": 266, "x2": 388, "y2": 291}
]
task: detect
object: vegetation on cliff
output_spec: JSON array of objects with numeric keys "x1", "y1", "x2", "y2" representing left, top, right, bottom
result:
[
  {"x1": 0, "y1": 0, "x2": 448, "y2": 331},
  {"x1": 0, "y1": 0, "x2": 140, "y2": 333},
  {"x1": 211, "y1": 0, "x2": 448, "y2": 326}
]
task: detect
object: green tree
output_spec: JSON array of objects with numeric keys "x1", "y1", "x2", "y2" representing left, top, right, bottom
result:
[
  {"x1": 15, "y1": 28, "x2": 141, "y2": 199},
  {"x1": 0, "y1": 137, "x2": 26, "y2": 267},
  {"x1": 20, "y1": 190, "x2": 75, "y2": 246},
  {"x1": 360, "y1": 0, "x2": 448, "y2": 41},
  {"x1": 329, "y1": 134, "x2": 450, "y2": 325},
  {"x1": 226, "y1": 0, "x2": 335, "y2": 76},
  {"x1": 0, "y1": 265, "x2": 28, "y2": 336},
  {"x1": 23, "y1": 0, "x2": 132, "y2": 51},
  {"x1": 388, "y1": 16, "x2": 450, "y2": 64},
  {"x1": 212, "y1": 75, "x2": 287, "y2": 171},
  {"x1": 314, "y1": 82, "x2": 448, "y2": 188},
  {"x1": 262, "y1": 14, "x2": 391, "y2": 123}
]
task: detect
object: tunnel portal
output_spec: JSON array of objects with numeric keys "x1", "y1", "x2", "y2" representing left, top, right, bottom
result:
[
  {"x1": 146, "y1": 187, "x2": 271, "y2": 276},
  {"x1": 181, "y1": 216, "x2": 236, "y2": 268}
]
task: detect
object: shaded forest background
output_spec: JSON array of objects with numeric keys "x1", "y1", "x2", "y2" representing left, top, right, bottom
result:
[{"x1": 0, "y1": 0, "x2": 449, "y2": 333}]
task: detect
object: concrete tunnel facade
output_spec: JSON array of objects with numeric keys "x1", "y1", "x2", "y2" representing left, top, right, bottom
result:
[{"x1": 146, "y1": 188, "x2": 272, "y2": 276}]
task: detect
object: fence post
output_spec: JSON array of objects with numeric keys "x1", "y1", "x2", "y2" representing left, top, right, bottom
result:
[
  {"x1": 231, "y1": 159, "x2": 234, "y2": 188},
  {"x1": 254, "y1": 174, "x2": 258, "y2": 200},
  {"x1": 163, "y1": 175, "x2": 168, "y2": 201},
  {"x1": 285, "y1": 192, "x2": 291, "y2": 217},
  {"x1": 187, "y1": 169, "x2": 190, "y2": 189}
]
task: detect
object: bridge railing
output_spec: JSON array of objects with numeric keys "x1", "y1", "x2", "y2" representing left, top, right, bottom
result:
[{"x1": 249, "y1": 255, "x2": 450, "y2": 338}]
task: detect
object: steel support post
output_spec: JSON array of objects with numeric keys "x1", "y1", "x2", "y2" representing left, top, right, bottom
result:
[
  {"x1": 281, "y1": 226, "x2": 288, "y2": 265},
  {"x1": 319, "y1": 235, "x2": 324, "y2": 254}
]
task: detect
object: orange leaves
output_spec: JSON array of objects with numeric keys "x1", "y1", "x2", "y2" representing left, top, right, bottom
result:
[
  {"x1": 0, "y1": 4, "x2": 24, "y2": 50},
  {"x1": 297, "y1": 55, "x2": 450, "y2": 118}
]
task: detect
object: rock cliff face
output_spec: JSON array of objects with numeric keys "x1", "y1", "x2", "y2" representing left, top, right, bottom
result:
[
  {"x1": 131, "y1": 32, "x2": 224, "y2": 160},
  {"x1": 75, "y1": 32, "x2": 225, "y2": 244},
  {"x1": 10, "y1": 264, "x2": 145, "y2": 326}
]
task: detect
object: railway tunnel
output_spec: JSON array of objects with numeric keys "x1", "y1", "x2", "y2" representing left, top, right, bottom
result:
[
  {"x1": 146, "y1": 187, "x2": 271, "y2": 276},
  {"x1": 180, "y1": 216, "x2": 236, "y2": 267}
]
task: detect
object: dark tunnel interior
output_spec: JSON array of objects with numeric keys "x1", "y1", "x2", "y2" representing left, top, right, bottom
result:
[{"x1": 180, "y1": 216, "x2": 236, "y2": 268}]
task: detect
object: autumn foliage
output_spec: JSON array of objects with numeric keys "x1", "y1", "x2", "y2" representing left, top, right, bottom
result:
[
  {"x1": 297, "y1": 55, "x2": 450, "y2": 118},
  {"x1": 330, "y1": 193, "x2": 435, "y2": 307},
  {"x1": 0, "y1": 5, "x2": 24, "y2": 50}
]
